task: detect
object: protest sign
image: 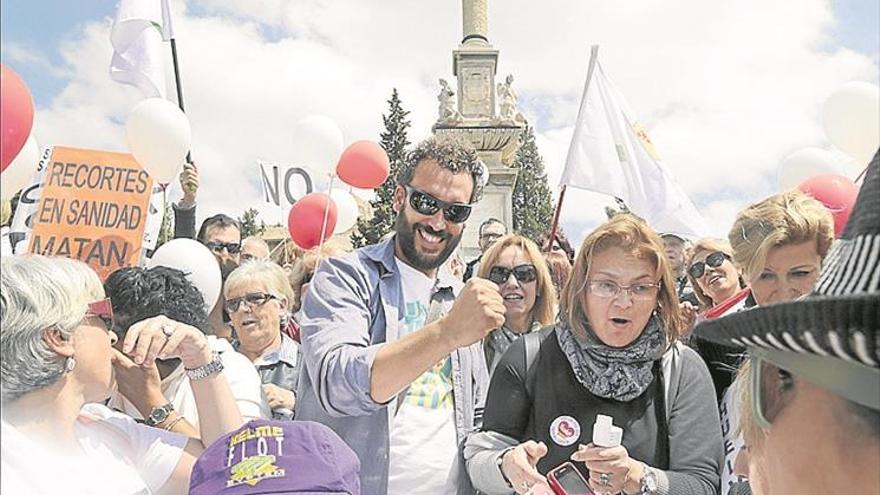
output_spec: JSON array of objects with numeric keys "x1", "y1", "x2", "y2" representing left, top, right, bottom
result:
[
  {"x1": 27, "y1": 146, "x2": 154, "y2": 280},
  {"x1": 259, "y1": 161, "x2": 314, "y2": 207}
]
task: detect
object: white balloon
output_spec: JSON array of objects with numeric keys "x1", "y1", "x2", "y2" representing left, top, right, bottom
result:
[
  {"x1": 777, "y1": 147, "x2": 846, "y2": 190},
  {"x1": 126, "y1": 98, "x2": 192, "y2": 183},
  {"x1": 328, "y1": 188, "x2": 359, "y2": 234},
  {"x1": 291, "y1": 115, "x2": 344, "y2": 174},
  {"x1": 822, "y1": 81, "x2": 880, "y2": 164},
  {"x1": 148, "y1": 238, "x2": 222, "y2": 310},
  {"x1": 778, "y1": 148, "x2": 845, "y2": 189},
  {"x1": 1, "y1": 135, "x2": 40, "y2": 199}
]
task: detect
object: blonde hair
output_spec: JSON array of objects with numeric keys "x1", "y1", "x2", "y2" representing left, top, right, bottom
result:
[
  {"x1": 729, "y1": 190, "x2": 834, "y2": 283},
  {"x1": 736, "y1": 360, "x2": 765, "y2": 448},
  {"x1": 686, "y1": 238, "x2": 742, "y2": 308},
  {"x1": 477, "y1": 234, "x2": 557, "y2": 327},
  {"x1": 289, "y1": 244, "x2": 347, "y2": 312},
  {"x1": 559, "y1": 214, "x2": 683, "y2": 342},
  {"x1": 224, "y1": 260, "x2": 294, "y2": 310}
]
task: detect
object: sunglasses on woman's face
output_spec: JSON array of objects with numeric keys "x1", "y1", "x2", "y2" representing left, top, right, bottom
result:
[
  {"x1": 487, "y1": 264, "x2": 538, "y2": 285},
  {"x1": 688, "y1": 251, "x2": 730, "y2": 279},
  {"x1": 750, "y1": 355, "x2": 795, "y2": 429},
  {"x1": 86, "y1": 298, "x2": 114, "y2": 331},
  {"x1": 404, "y1": 186, "x2": 472, "y2": 224},
  {"x1": 224, "y1": 292, "x2": 277, "y2": 314}
]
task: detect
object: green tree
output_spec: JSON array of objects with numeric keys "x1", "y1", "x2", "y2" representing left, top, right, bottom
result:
[
  {"x1": 239, "y1": 208, "x2": 265, "y2": 238},
  {"x1": 511, "y1": 125, "x2": 554, "y2": 241},
  {"x1": 351, "y1": 88, "x2": 411, "y2": 248}
]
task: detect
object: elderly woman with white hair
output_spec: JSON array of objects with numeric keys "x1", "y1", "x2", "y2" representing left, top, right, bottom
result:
[
  {"x1": 225, "y1": 259, "x2": 301, "y2": 419},
  {"x1": 0, "y1": 255, "x2": 243, "y2": 495}
]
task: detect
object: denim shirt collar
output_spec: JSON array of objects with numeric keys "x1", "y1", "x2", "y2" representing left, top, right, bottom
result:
[{"x1": 233, "y1": 333, "x2": 298, "y2": 367}]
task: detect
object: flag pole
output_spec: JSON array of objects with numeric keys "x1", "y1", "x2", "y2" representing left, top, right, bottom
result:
[
  {"x1": 546, "y1": 44, "x2": 601, "y2": 253},
  {"x1": 169, "y1": 38, "x2": 192, "y2": 164},
  {"x1": 545, "y1": 185, "x2": 567, "y2": 253}
]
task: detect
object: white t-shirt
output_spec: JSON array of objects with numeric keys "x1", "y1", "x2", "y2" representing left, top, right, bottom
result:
[
  {"x1": 108, "y1": 336, "x2": 270, "y2": 428},
  {"x1": 1, "y1": 403, "x2": 187, "y2": 495},
  {"x1": 387, "y1": 257, "x2": 459, "y2": 495}
]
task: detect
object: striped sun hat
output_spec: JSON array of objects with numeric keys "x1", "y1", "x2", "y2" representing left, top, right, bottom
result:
[{"x1": 695, "y1": 149, "x2": 879, "y2": 407}]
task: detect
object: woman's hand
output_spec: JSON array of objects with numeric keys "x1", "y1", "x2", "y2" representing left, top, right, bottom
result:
[
  {"x1": 680, "y1": 301, "x2": 698, "y2": 333},
  {"x1": 500, "y1": 440, "x2": 549, "y2": 494},
  {"x1": 571, "y1": 443, "x2": 639, "y2": 495},
  {"x1": 122, "y1": 315, "x2": 211, "y2": 370},
  {"x1": 111, "y1": 348, "x2": 166, "y2": 416},
  {"x1": 263, "y1": 383, "x2": 296, "y2": 411}
]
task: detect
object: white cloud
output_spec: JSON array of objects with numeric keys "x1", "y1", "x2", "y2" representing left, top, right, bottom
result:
[{"x1": 25, "y1": 0, "x2": 878, "y2": 249}]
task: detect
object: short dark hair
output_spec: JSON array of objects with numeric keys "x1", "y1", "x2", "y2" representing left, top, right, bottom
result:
[
  {"x1": 397, "y1": 136, "x2": 485, "y2": 203},
  {"x1": 104, "y1": 266, "x2": 211, "y2": 336},
  {"x1": 197, "y1": 214, "x2": 241, "y2": 242},
  {"x1": 479, "y1": 218, "x2": 507, "y2": 236}
]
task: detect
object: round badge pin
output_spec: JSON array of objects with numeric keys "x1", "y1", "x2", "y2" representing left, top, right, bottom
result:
[{"x1": 549, "y1": 415, "x2": 580, "y2": 447}]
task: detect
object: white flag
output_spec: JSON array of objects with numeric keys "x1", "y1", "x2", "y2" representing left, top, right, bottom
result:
[
  {"x1": 110, "y1": 0, "x2": 175, "y2": 98},
  {"x1": 561, "y1": 47, "x2": 709, "y2": 238}
]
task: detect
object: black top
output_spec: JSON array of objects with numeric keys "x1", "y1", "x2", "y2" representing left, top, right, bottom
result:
[{"x1": 482, "y1": 332, "x2": 668, "y2": 479}]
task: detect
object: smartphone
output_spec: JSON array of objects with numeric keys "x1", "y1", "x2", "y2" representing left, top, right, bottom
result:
[{"x1": 546, "y1": 462, "x2": 593, "y2": 495}]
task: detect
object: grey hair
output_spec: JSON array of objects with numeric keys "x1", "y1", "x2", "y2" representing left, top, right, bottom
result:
[
  {"x1": 224, "y1": 260, "x2": 294, "y2": 310},
  {"x1": 1, "y1": 255, "x2": 105, "y2": 403}
]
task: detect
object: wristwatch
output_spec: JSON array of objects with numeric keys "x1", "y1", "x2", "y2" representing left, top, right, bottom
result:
[
  {"x1": 144, "y1": 402, "x2": 174, "y2": 427},
  {"x1": 640, "y1": 465, "x2": 658, "y2": 494},
  {"x1": 185, "y1": 351, "x2": 224, "y2": 380}
]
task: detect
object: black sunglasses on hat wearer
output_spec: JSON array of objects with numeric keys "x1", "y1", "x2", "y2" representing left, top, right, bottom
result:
[
  {"x1": 404, "y1": 186, "x2": 472, "y2": 224},
  {"x1": 204, "y1": 241, "x2": 241, "y2": 255},
  {"x1": 488, "y1": 264, "x2": 538, "y2": 285},
  {"x1": 688, "y1": 251, "x2": 730, "y2": 279}
]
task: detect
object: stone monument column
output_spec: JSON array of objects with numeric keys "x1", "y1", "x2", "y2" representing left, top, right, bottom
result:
[
  {"x1": 462, "y1": 0, "x2": 488, "y2": 44},
  {"x1": 433, "y1": 0, "x2": 526, "y2": 260}
]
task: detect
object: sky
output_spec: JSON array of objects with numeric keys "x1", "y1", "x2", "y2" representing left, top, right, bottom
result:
[{"x1": 1, "y1": 0, "x2": 878, "y2": 249}]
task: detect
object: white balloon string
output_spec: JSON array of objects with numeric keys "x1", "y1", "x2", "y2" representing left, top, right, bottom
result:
[{"x1": 318, "y1": 174, "x2": 336, "y2": 258}]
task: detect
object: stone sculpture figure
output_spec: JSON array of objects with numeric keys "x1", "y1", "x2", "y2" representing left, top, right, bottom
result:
[
  {"x1": 497, "y1": 74, "x2": 526, "y2": 125},
  {"x1": 437, "y1": 78, "x2": 463, "y2": 125}
]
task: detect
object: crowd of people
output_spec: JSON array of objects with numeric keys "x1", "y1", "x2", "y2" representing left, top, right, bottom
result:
[{"x1": 1, "y1": 135, "x2": 877, "y2": 495}]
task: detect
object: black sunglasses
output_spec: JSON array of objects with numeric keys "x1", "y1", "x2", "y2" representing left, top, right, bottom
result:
[
  {"x1": 688, "y1": 251, "x2": 730, "y2": 279},
  {"x1": 224, "y1": 292, "x2": 277, "y2": 313},
  {"x1": 404, "y1": 186, "x2": 472, "y2": 223},
  {"x1": 205, "y1": 241, "x2": 241, "y2": 255},
  {"x1": 487, "y1": 264, "x2": 538, "y2": 285}
]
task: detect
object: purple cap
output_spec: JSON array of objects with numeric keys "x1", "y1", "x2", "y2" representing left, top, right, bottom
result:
[{"x1": 189, "y1": 419, "x2": 360, "y2": 495}]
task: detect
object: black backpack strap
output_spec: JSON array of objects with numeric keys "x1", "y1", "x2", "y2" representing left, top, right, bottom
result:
[
  {"x1": 523, "y1": 327, "x2": 552, "y2": 400},
  {"x1": 653, "y1": 359, "x2": 671, "y2": 470}
]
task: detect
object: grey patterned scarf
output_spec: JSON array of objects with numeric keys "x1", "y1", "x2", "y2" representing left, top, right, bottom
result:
[{"x1": 556, "y1": 314, "x2": 667, "y2": 401}]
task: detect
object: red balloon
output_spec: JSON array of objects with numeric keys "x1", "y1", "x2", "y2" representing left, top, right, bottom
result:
[
  {"x1": 336, "y1": 140, "x2": 390, "y2": 189},
  {"x1": 288, "y1": 192, "x2": 338, "y2": 250},
  {"x1": 797, "y1": 173, "x2": 860, "y2": 237},
  {"x1": 1, "y1": 65, "x2": 35, "y2": 173}
]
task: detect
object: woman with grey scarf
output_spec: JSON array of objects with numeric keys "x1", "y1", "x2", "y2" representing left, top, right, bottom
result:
[{"x1": 465, "y1": 214, "x2": 723, "y2": 495}]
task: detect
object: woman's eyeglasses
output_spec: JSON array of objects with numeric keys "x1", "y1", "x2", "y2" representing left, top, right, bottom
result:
[
  {"x1": 586, "y1": 280, "x2": 660, "y2": 301},
  {"x1": 205, "y1": 241, "x2": 241, "y2": 255},
  {"x1": 86, "y1": 298, "x2": 114, "y2": 330},
  {"x1": 688, "y1": 251, "x2": 730, "y2": 279},
  {"x1": 750, "y1": 355, "x2": 795, "y2": 429},
  {"x1": 225, "y1": 292, "x2": 277, "y2": 313},
  {"x1": 404, "y1": 186, "x2": 472, "y2": 223},
  {"x1": 488, "y1": 264, "x2": 537, "y2": 285}
]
